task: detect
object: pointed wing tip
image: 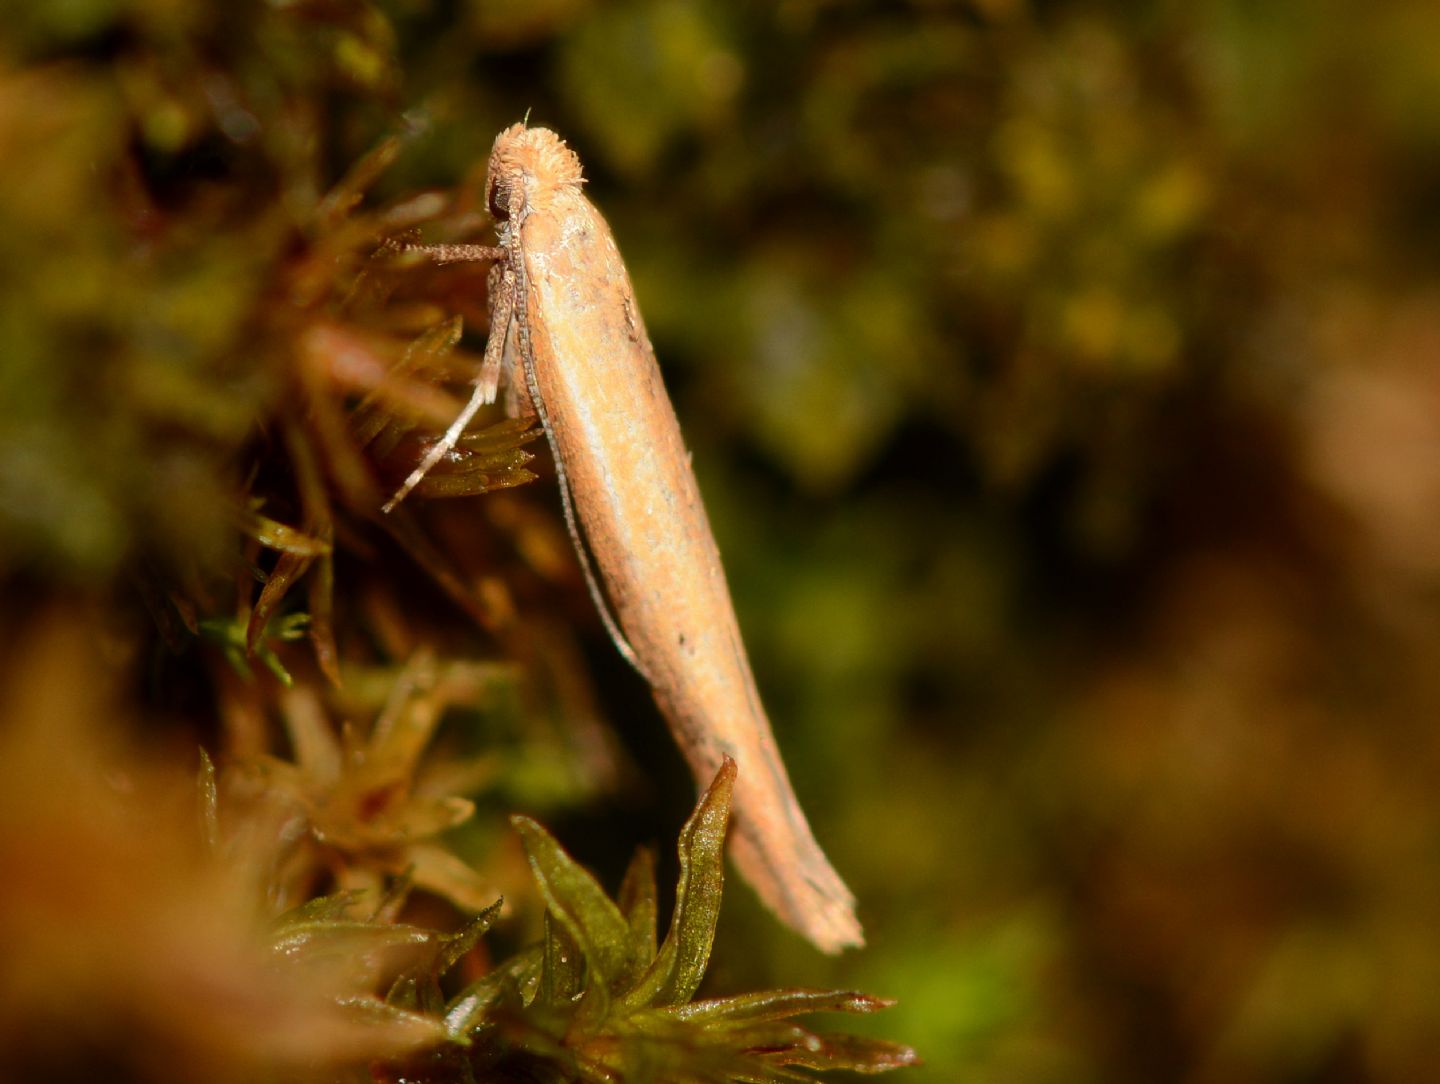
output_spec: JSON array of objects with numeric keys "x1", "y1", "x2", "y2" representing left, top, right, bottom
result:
[{"x1": 808, "y1": 911, "x2": 866, "y2": 955}]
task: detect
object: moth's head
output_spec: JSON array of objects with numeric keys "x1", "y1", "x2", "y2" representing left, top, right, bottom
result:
[{"x1": 484, "y1": 123, "x2": 585, "y2": 221}]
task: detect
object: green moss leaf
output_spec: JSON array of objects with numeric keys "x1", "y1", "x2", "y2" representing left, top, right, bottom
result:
[
  {"x1": 671, "y1": 989, "x2": 895, "y2": 1025},
  {"x1": 512, "y1": 813, "x2": 633, "y2": 995},
  {"x1": 540, "y1": 910, "x2": 586, "y2": 1009},
  {"x1": 388, "y1": 899, "x2": 503, "y2": 1016},
  {"x1": 445, "y1": 946, "x2": 541, "y2": 1036},
  {"x1": 617, "y1": 845, "x2": 659, "y2": 969},
  {"x1": 622, "y1": 755, "x2": 734, "y2": 1011}
]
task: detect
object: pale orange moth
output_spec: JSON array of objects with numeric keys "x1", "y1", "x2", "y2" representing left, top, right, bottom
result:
[{"x1": 386, "y1": 123, "x2": 862, "y2": 953}]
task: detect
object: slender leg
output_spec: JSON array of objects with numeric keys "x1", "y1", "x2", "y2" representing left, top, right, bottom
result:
[
  {"x1": 406, "y1": 243, "x2": 505, "y2": 265},
  {"x1": 380, "y1": 243, "x2": 508, "y2": 513},
  {"x1": 481, "y1": 260, "x2": 518, "y2": 413}
]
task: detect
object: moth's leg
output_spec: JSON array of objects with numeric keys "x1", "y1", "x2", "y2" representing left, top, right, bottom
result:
[
  {"x1": 399, "y1": 242, "x2": 506, "y2": 265},
  {"x1": 380, "y1": 243, "x2": 508, "y2": 513},
  {"x1": 478, "y1": 260, "x2": 512, "y2": 408},
  {"x1": 502, "y1": 321, "x2": 535, "y2": 421},
  {"x1": 381, "y1": 378, "x2": 493, "y2": 513}
]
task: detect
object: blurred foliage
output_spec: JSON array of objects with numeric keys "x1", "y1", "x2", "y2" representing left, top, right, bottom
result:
[
  {"x1": 5, "y1": 0, "x2": 1440, "y2": 1081},
  {"x1": 0, "y1": 617, "x2": 912, "y2": 1080}
]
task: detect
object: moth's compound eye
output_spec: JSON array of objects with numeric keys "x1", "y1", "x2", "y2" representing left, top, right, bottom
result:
[{"x1": 488, "y1": 176, "x2": 511, "y2": 221}]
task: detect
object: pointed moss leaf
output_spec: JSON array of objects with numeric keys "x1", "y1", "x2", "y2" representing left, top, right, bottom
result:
[
  {"x1": 369, "y1": 647, "x2": 442, "y2": 770},
  {"x1": 247, "y1": 550, "x2": 312, "y2": 652},
  {"x1": 445, "y1": 444, "x2": 539, "y2": 475},
  {"x1": 274, "y1": 889, "x2": 368, "y2": 930},
  {"x1": 388, "y1": 899, "x2": 503, "y2": 1014},
  {"x1": 317, "y1": 132, "x2": 407, "y2": 230},
  {"x1": 617, "y1": 846, "x2": 658, "y2": 977},
  {"x1": 438, "y1": 898, "x2": 503, "y2": 973},
  {"x1": 389, "y1": 794, "x2": 477, "y2": 838},
  {"x1": 349, "y1": 315, "x2": 457, "y2": 446},
  {"x1": 271, "y1": 920, "x2": 433, "y2": 963},
  {"x1": 601, "y1": 1013, "x2": 812, "y2": 1084},
  {"x1": 274, "y1": 922, "x2": 437, "y2": 999},
  {"x1": 445, "y1": 946, "x2": 538, "y2": 1036},
  {"x1": 405, "y1": 841, "x2": 498, "y2": 913},
  {"x1": 411, "y1": 464, "x2": 537, "y2": 499},
  {"x1": 371, "y1": 869, "x2": 415, "y2": 924},
  {"x1": 400, "y1": 314, "x2": 465, "y2": 379},
  {"x1": 765, "y1": 1031, "x2": 923, "y2": 1074},
  {"x1": 669, "y1": 989, "x2": 895, "y2": 1024},
  {"x1": 444, "y1": 980, "x2": 504, "y2": 1038},
  {"x1": 386, "y1": 972, "x2": 424, "y2": 1013},
  {"x1": 333, "y1": 995, "x2": 448, "y2": 1048},
  {"x1": 621, "y1": 757, "x2": 735, "y2": 1011},
  {"x1": 236, "y1": 507, "x2": 332, "y2": 555},
  {"x1": 541, "y1": 911, "x2": 586, "y2": 1009},
  {"x1": 511, "y1": 814, "x2": 632, "y2": 992},
  {"x1": 457, "y1": 416, "x2": 542, "y2": 453},
  {"x1": 672, "y1": 1018, "x2": 898, "y2": 1079},
  {"x1": 513, "y1": 943, "x2": 547, "y2": 1010}
]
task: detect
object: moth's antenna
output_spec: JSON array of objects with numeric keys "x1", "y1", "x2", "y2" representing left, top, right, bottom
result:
[{"x1": 521, "y1": 107, "x2": 532, "y2": 129}]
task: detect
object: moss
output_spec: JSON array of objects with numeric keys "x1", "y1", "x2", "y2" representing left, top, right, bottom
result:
[{"x1": 0, "y1": 3, "x2": 913, "y2": 1080}]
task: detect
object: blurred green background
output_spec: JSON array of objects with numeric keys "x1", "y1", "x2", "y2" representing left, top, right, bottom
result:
[{"x1": 6, "y1": 1, "x2": 1440, "y2": 1081}]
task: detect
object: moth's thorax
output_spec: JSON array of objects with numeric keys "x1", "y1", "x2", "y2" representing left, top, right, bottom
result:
[{"x1": 485, "y1": 123, "x2": 585, "y2": 220}]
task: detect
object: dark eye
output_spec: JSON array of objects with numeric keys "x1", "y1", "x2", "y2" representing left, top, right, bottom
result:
[{"x1": 488, "y1": 177, "x2": 509, "y2": 221}]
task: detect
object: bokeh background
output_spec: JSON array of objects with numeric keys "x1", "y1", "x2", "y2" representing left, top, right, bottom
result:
[{"x1": 4, "y1": 1, "x2": 1440, "y2": 1081}]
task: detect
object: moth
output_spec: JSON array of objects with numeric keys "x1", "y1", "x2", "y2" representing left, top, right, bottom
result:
[{"x1": 387, "y1": 123, "x2": 862, "y2": 953}]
